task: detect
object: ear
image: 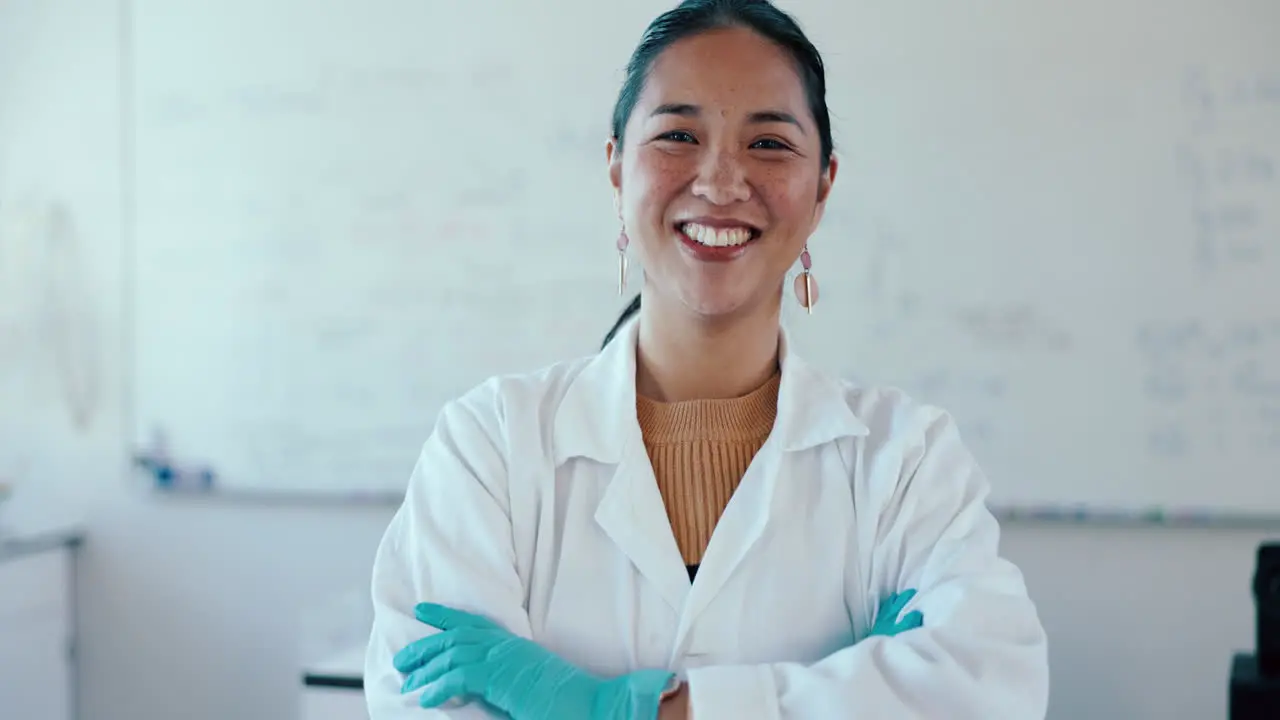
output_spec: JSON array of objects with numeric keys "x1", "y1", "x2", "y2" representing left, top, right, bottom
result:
[
  {"x1": 606, "y1": 137, "x2": 624, "y2": 215},
  {"x1": 811, "y1": 153, "x2": 838, "y2": 229}
]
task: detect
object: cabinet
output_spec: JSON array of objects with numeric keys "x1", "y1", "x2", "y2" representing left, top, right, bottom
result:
[{"x1": 0, "y1": 532, "x2": 79, "y2": 720}]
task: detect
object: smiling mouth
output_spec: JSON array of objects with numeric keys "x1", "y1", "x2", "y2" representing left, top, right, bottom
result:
[{"x1": 677, "y1": 221, "x2": 761, "y2": 247}]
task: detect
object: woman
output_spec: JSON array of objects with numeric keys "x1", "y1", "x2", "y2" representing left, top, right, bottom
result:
[{"x1": 365, "y1": 1, "x2": 1049, "y2": 718}]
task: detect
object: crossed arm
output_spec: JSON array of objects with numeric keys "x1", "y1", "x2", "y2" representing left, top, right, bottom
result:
[{"x1": 364, "y1": 396, "x2": 1049, "y2": 719}]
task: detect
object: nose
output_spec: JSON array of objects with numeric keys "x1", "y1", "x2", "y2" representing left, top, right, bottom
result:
[{"x1": 691, "y1": 147, "x2": 751, "y2": 205}]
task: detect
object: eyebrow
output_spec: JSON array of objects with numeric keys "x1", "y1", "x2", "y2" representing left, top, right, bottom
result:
[{"x1": 649, "y1": 103, "x2": 806, "y2": 133}]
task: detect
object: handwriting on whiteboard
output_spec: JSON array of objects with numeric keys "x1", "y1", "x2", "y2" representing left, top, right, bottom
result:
[
  {"x1": 1183, "y1": 66, "x2": 1280, "y2": 133},
  {"x1": 953, "y1": 304, "x2": 1072, "y2": 352},
  {"x1": 856, "y1": 369, "x2": 1007, "y2": 452},
  {"x1": 145, "y1": 63, "x2": 514, "y2": 128},
  {"x1": 848, "y1": 220, "x2": 923, "y2": 342},
  {"x1": 1179, "y1": 67, "x2": 1279, "y2": 275},
  {"x1": 1137, "y1": 318, "x2": 1280, "y2": 457},
  {"x1": 1178, "y1": 142, "x2": 1276, "y2": 273}
]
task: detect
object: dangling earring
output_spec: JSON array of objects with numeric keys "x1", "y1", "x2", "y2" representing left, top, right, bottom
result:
[
  {"x1": 616, "y1": 228, "x2": 630, "y2": 295},
  {"x1": 793, "y1": 246, "x2": 819, "y2": 314}
]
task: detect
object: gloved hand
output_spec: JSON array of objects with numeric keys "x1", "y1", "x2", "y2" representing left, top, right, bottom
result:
[
  {"x1": 394, "y1": 602, "x2": 675, "y2": 720},
  {"x1": 868, "y1": 588, "x2": 924, "y2": 638}
]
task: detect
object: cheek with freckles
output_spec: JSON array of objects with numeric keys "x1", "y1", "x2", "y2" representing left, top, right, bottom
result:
[
  {"x1": 620, "y1": 152, "x2": 691, "y2": 248},
  {"x1": 756, "y1": 172, "x2": 822, "y2": 248}
]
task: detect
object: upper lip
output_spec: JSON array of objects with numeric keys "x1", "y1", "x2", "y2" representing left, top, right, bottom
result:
[{"x1": 676, "y1": 217, "x2": 762, "y2": 234}]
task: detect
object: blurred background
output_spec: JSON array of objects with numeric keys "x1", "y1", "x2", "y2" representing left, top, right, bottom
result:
[{"x1": 1, "y1": 0, "x2": 1277, "y2": 718}]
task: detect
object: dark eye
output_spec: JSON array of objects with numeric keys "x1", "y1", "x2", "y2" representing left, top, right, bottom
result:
[
  {"x1": 658, "y1": 130, "x2": 697, "y2": 143},
  {"x1": 751, "y1": 138, "x2": 791, "y2": 150}
]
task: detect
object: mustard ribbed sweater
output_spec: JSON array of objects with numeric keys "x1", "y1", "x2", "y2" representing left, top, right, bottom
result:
[{"x1": 636, "y1": 371, "x2": 780, "y2": 576}]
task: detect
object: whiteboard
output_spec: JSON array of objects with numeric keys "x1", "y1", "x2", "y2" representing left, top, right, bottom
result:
[{"x1": 130, "y1": 0, "x2": 1280, "y2": 514}]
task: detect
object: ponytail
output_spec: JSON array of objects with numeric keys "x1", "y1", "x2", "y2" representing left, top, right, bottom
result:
[{"x1": 601, "y1": 294, "x2": 641, "y2": 349}]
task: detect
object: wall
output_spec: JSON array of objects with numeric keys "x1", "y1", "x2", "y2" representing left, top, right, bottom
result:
[
  {"x1": 1, "y1": 2, "x2": 1270, "y2": 719},
  {"x1": 1009, "y1": 525, "x2": 1266, "y2": 718},
  {"x1": 1, "y1": 2, "x2": 397, "y2": 719}
]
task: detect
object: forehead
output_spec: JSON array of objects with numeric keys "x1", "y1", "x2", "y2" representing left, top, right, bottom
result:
[{"x1": 640, "y1": 26, "x2": 810, "y2": 119}]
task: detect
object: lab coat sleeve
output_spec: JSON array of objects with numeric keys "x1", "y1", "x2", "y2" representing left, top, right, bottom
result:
[
  {"x1": 684, "y1": 407, "x2": 1049, "y2": 720},
  {"x1": 364, "y1": 384, "x2": 530, "y2": 719}
]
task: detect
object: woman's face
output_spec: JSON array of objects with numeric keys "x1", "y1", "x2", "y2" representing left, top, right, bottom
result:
[{"x1": 608, "y1": 26, "x2": 836, "y2": 321}]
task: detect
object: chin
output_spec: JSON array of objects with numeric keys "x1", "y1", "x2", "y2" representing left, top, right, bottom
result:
[{"x1": 680, "y1": 292, "x2": 759, "y2": 320}]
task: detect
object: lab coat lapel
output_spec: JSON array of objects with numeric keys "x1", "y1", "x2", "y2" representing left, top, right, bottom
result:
[
  {"x1": 673, "y1": 435, "x2": 782, "y2": 654},
  {"x1": 554, "y1": 318, "x2": 690, "y2": 615},
  {"x1": 554, "y1": 320, "x2": 872, "y2": 643},
  {"x1": 672, "y1": 327, "x2": 870, "y2": 652},
  {"x1": 593, "y1": 444, "x2": 691, "y2": 615}
]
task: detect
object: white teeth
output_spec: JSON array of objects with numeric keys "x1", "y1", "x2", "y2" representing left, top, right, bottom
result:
[{"x1": 680, "y1": 222, "x2": 754, "y2": 247}]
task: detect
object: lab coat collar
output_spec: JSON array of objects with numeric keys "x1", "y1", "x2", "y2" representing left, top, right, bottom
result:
[{"x1": 552, "y1": 315, "x2": 869, "y2": 466}]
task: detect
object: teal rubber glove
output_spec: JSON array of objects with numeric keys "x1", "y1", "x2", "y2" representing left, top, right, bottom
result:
[
  {"x1": 868, "y1": 588, "x2": 924, "y2": 638},
  {"x1": 394, "y1": 602, "x2": 675, "y2": 720}
]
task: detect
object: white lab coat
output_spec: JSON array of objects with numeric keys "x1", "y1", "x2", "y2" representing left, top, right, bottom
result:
[{"x1": 364, "y1": 318, "x2": 1049, "y2": 719}]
